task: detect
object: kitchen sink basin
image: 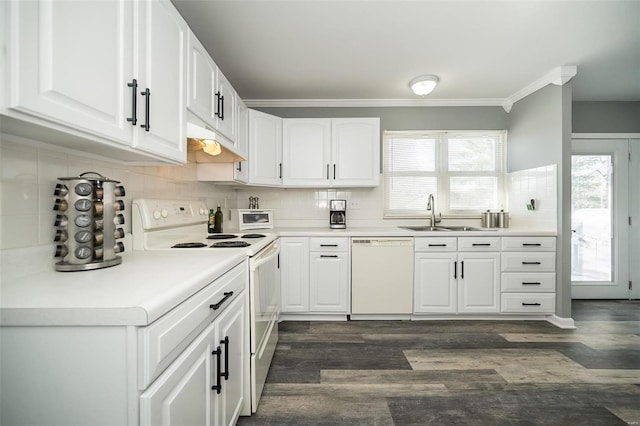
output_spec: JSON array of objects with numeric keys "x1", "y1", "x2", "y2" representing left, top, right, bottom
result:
[{"x1": 399, "y1": 225, "x2": 492, "y2": 232}]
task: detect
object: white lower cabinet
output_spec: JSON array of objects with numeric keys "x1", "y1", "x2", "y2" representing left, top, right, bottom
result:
[
  {"x1": 140, "y1": 294, "x2": 245, "y2": 426},
  {"x1": 501, "y1": 237, "x2": 556, "y2": 314},
  {"x1": 280, "y1": 237, "x2": 350, "y2": 315},
  {"x1": 414, "y1": 237, "x2": 500, "y2": 314}
]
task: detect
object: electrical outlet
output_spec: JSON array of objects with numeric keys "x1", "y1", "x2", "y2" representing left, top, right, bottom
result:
[{"x1": 349, "y1": 200, "x2": 360, "y2": 209}]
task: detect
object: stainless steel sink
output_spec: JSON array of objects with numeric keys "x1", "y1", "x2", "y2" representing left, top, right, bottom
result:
[{"x1": 399, "y1": 225, "x2": 493, "y2": 232}]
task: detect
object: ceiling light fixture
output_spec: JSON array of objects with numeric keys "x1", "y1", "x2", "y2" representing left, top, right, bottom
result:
[{"x1": 409, "y1": 75, "x2": 440, "y2": 96}]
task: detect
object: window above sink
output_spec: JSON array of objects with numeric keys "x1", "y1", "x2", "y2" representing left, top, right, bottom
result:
[{"x1": 383, "y1": 130, "x2": 507, "y2": 218}]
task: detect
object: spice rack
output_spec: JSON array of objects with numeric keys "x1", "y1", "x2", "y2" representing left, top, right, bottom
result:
[{"x1": 53, "y1": 172, "x2": 126, "y2": 271}]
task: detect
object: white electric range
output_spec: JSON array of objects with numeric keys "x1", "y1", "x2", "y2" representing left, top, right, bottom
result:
[{"x1": 131, "y1": 199, "x2": 280, "y2": 415}]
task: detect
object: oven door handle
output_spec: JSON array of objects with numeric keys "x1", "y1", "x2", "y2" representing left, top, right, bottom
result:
[{"x1": 251, "y1": 242, "x2": 280, "y2": 270}]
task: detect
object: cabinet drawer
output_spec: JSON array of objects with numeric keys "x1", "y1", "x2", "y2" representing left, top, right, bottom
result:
[
  {"x1": 458, "y1": 237, "x2": 501, "y2": 251},
  {"x1": 501, "y1": 252, "x2": 556, "y2": 272},
  {"x1": 501, "y1": 273, "x2": 556, "y2": 292},
  {"x1": 501, "y1": 237, "x2": 556, "y2": 251},
  {"x1": 138, "y1": 260, "x2": 247, "y2": 389},
  {"x1": 501, "y1": 293, "x2": 555, "y2": 313},
  {"x1": 310, "y1": 237, "x2": 349, "y2": 251},
  {"x1": 414, "y1": 237, "x2": 457, "y2": 252}
]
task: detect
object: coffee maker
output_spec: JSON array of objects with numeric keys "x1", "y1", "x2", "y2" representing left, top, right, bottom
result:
[{"x1": 329, "y1": 199, "x2": 346, "y2": 229}]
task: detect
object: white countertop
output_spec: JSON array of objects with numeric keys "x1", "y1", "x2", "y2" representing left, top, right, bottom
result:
[
  {"x1": 0, "y1": 248, "x2": 246, "y2": 326},
  {"x1": 274, "y1": 226, "x2": 557, "y2": 237}
]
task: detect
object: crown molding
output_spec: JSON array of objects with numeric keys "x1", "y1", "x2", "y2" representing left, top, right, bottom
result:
[
  {"x1": 502, "y1": 65, "x2": 577, "y2": 113},
  {"x1": 243, "y1": 98, "x2": 505, "y2": 108}
]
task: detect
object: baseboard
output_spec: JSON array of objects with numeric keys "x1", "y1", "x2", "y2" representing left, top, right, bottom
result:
[{"x1": 547, "y1": 315, "x2": 576, "y2": 329}]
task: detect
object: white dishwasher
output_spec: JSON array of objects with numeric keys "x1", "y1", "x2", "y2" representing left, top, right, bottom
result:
[{"x1": 351, "y1": 237, "x2": 414, "y2": 315}]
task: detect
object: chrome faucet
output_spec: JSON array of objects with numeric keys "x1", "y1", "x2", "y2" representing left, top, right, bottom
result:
[{"x1": 427, "y1": 193, "x2": 441, "y2": 227}]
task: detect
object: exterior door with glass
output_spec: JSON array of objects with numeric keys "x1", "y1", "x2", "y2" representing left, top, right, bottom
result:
[{"x1": 571, "y1": 139, "x2": 630, "y2": 299}]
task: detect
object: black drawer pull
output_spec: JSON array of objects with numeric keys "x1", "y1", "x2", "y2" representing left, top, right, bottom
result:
[
  {"x1": 320, "y1": 244, "x2": 338, "y2": 247},
  {"x1": 140, "y1": 88, "x2": 150, "y2": 131},
  {"x1": 522, "y1": 302, "x2": 541, "y2": 306},
  {"x1": 428, "y1": 244, "x2": 447, "y2": 247},
  {"x1": 220, "y1": 336, "x2": 229, "y2": 380},
  {"x1": 472, "y1": 243, "x2": 491, "y2": 246},
  {"x1": 522, "y1": 243, "x2": 542, "y2": 246},
  {"x1": 454, "y1": 261, "x2": 457, "y2": 279},
  {"x1": 210, "y1": 291, "x2": 234, "y2": 310},
  {"x1": 320, "y1": 255, "x2": 338, "y2": 258},
  {"x1": 522, "y1": 261, "x2": 541, "y2": 265},
  {"x1": 522, "y1": 282, "x2": 541, "y2": 285}
]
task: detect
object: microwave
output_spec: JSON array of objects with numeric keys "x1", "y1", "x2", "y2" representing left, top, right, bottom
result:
[{"x1": 233, "y1": 209, "x2": 274, "y2": 230}]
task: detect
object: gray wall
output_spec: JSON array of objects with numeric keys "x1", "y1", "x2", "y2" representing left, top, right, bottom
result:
[
  {"x1": 254, "y1": 106, "x2": 509, "y2": 131},
  {"x1": 573, "y1": 102, "x2": 640, "y2": 133},
  {"x1": 507, "y1": 83, "x2": 573, "y2": 319}
]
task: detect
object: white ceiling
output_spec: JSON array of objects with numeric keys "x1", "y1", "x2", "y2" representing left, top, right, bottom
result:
[{"x1": 171, "y1": 0, "x2": 640, "y2": 106}]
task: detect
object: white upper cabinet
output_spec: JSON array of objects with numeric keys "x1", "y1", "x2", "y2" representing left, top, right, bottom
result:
[
  {"x1": 4, "y1": 0, "x2": 187, "y2": 163},
  {"x1": 249, "y1": 109, "x2": 282, "y2": 186},
  {"x1": 5, "y1": 0, "x2": 135, "y2": 144},
  {"x1": 234, "y1": 99, "x2": 250, "y2": 182},
  {"x1": 282, "y1": 117, "x2": 380, "y2": 187},
  {"x1": 186, "y1": 31, "x2": 237, "y2": 143},
  {"x1": 133, "y1": 0, "x2": 187, "y2": 162},
  {"x1": 332, "y1": 118, "x2": 380, "y2": 186}
]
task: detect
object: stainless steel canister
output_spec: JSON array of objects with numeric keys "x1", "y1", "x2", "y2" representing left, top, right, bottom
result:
[
  {"x1": 481, "y1": 210, "x2": 498, "y2": 228},
  {"x1": 497, "y1": 210, "x2": 509, "y2": 228}
]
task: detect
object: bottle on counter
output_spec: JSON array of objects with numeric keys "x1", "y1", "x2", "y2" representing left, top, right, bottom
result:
[
  {"x1": 208, "y1": 208, "x2": 215, "y2": 233},
  {"x1": 213, "y1": 205, "x2": 223, "y2": 233}
]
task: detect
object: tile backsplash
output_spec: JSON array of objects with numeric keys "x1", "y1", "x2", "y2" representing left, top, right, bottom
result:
[
  {"x1": 1, "y1": 136, "x2": 559, "y2": 250},
  {"x1": 0, "y1": 137, "x2": 236, "y2": 249}
]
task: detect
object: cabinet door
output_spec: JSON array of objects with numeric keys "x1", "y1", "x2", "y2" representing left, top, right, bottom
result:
[
  {"x1": 215, "y1": 70, "x2": 237, "y2": 142},
  {"x1": 216, "y1": 295, "x2": 246, "y2": 426},
  {"x1": 280, "y1": 237, "x2": 310, "y2": 312},
  {"x1": 331, "y1": 118, "x2": 380, "y2": 187},
  {"x1": 457, "y1": 252, "x2": 500, "y2": 313},
  {"x1": 140, "y1": 323, "x2": 216, "y2": 426},
  {"x1": 282, "y1": 119, "x2": 331, "y2": 186},
  {"x1": 414, "y1": 253, "x2": 457, "y2": 313},
  {"x1": 249, "y1": 109, "x2": 282, "y2": 185},
  {"x1": 134, "y1": 0, "x2": 187, "y2": 163},
  {"x1": 187, "y1": 30, "x2": 217, "y2": 127},
  {"x1": 7, "y1": 0, "x2": 135, "y2": 144},
  {"x1": 309, "y1": 252, "x2": 350, "y2": 313},
  {"x1": 234, "y1": 99, "x2": 250, "y2": 183}
]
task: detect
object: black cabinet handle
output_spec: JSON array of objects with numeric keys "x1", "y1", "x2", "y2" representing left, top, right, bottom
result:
[
  {"x1": 320, "y1": 244, "x2": 338, "y2": 247},
  {"x1": 522, "y1": 302, "x2": 541, "y2": 306},
  {"x1": 327, "y1": 164, "x2": 330, "y2": 180},
  {"x1": 461, "y1": 261, "x2": 464, "y2": 279},
  {"x1": 428, "y1": 244, "x2": 447, "y2": 247},
  {"x1": 279, "y1": 163, "x2": 282, "y2": 179},
  {"x1": 237, "y1": 162, "x2": 242, "y2": 172},
  {"x1": 215, "y1": 91, "x2": 222, "y2": 119},
  {"x1": 140, "y1": 88, "x2": 150, "y2": 131},
  {"x1": 212, "y1": 346, "x2": 222, "y2": 394},
  {"x1": 220, "y1": 336, "x2": 229, "y2": 380},
  {"x1": 320, "y1": 255, "x2": 338, "y2": 258},
  {"x1": 333, "y1": 164, "x2": 336, "y2": 180},
  {"x1": 522, "y1": 261, "x2": 541, "y2": 265},
  {"x1": 472, "y1": 243, "x2": 491, "y2": 246},
  {"x1": 523, "y1": 243, "x2": 542, "y2": 247},
  {"x1": 210, "y1": 291, "x2": 234, "y2": 310},
  {"x1": 522, "y1": 282, "x2": 541, "y2": 285},
  {"x1": 454, "y1": 261, "x2": 457, "y2": 279},
  {"x1": 126, "y1": 79, "x2": 137, "y2": 125}
]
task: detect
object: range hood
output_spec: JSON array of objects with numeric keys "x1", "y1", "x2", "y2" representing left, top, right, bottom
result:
[{"x1": 187, "y1": 120, "x2": 246, "y2": 163}]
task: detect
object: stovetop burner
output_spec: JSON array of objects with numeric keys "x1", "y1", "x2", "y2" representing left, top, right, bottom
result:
[
  {"x1": 206, "y1": 234, "x2": 238, "y2": 240},
  {"x1": 171, "y1": 242, "x2": 208, "y2": 248},
  {"x1": 210, "y1": 241, "x2": 252, "y2": 248},
  {"x1": 242, "y1": 234, "x2": 266, "y2": 239}
]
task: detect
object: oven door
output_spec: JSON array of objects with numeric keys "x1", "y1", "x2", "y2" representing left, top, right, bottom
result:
[{"x1": 248, "y1": 239, "x2": 280, "y2": 412}]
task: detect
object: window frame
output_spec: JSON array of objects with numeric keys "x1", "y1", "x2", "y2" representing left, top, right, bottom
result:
[{"x1": 383, "y1": 130, "x2": 507, "y2": 218}]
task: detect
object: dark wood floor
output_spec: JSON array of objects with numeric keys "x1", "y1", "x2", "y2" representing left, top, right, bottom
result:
[{"x1": 238, "y1": 300, "x2": 640, "y2": 425}]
